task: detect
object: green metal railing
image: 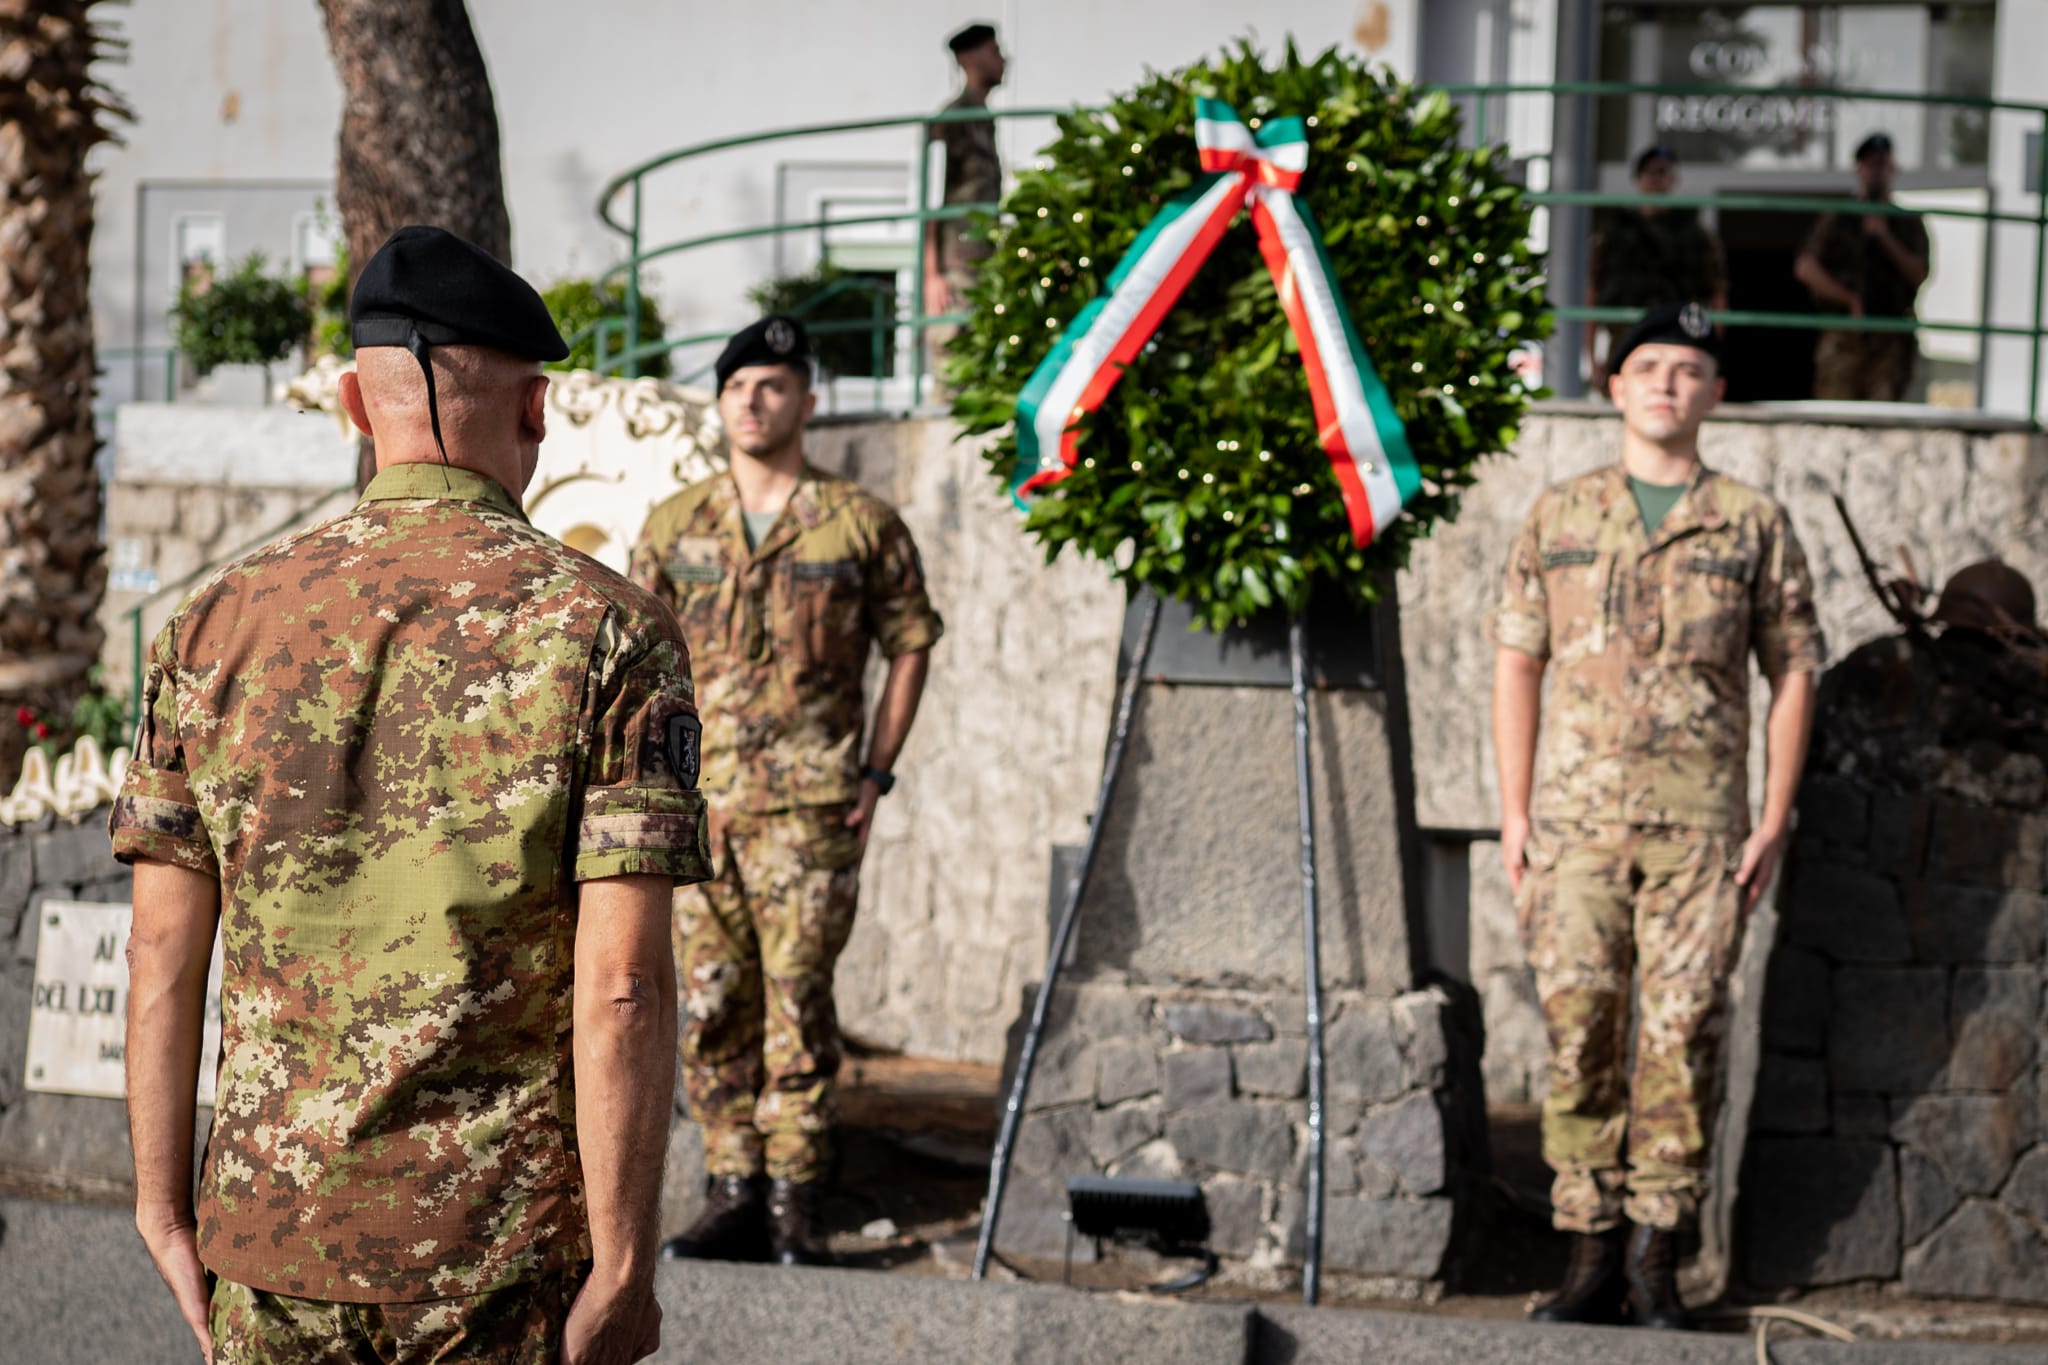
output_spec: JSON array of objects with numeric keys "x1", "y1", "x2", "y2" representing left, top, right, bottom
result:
[{"x1": 578, "y1": 81, "x2": 2048, "y2": 419}]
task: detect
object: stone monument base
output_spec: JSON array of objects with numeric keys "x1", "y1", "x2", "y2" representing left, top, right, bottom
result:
[{"x1": 993, "y1": 978, "x2": 1476, "y2": 1291}]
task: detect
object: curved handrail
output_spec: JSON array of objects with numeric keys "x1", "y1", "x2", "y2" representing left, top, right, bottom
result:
[{"x1": 586, "y1": 81, "x2": 2048, "y2": 414}]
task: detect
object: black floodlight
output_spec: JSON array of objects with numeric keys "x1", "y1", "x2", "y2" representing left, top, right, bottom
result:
[{"x1": 1064, "y1": 1175, "x2": 1217, "y2": 1294}]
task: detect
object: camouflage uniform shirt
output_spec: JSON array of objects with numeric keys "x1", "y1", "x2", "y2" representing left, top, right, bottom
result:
[
  {"x1": 1802, "y1": 206, "x2": 1929, "y2": 318},
  {"x1": 628, "y1": 464, "x2": 943, "y2": 813},
  {"x1": 110, "y1": 463, "x2": 712, "y2": 1303},
  {"x1": 929, "y1": 90, "x2": 1001, "y2": 271},
  {"x1": 1487, "y1": 463, "x2": 1825, "y2": 831}
]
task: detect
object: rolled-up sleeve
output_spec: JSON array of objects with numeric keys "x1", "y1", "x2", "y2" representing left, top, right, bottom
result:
[
  {"x1": 109, "y1": 630, "x2": 218, "y2": 876},
  {"x1": 1483, "y1": 511, "x2": 1552, "y2": 660},
  {"x1": 573, "y1": 606, "x2": 712, "y2": 884},
  {"x1": 863, "y1": 512, "x2": 944, "y2": 660}
]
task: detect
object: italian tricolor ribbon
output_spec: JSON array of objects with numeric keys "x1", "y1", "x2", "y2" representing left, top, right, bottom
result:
[{"x1": 1012, "y1": 98, "x2": 1421, "y2": 548}]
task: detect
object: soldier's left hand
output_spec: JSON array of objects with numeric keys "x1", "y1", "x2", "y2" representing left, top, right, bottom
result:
[
  {"x1": 845, "y1": 783, "x2": 882, "y2": 857},
  {"x1": 1734, "y1": 824, "x2": 1788, "y2": 912}
]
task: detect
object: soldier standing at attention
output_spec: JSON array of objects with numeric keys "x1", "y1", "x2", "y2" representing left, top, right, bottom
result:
[
  {"x1": 116, "y1": 226, "x2": 710, "y2": 1365},
  {"x1": 1793, "y1": 131, "x2": 1929, "y2": 401},
  {"x1": 922, "y1": 22, "x2": 1006, "y2": 340},
  {"x1": 1489, "y1": 302, "x2": 1823, "y2": 1330},
  {"x1": 631, "y1": 315, "x2": 942, "y2": 1267}
]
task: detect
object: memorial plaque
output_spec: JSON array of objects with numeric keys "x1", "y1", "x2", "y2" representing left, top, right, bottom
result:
[{"x1": 25, "y1": 900, "x2": 222, "y2": 1104}]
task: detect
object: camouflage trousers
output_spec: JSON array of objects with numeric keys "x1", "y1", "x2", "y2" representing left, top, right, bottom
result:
[
  {"x1": 1812, "y1": 328, "x2": 1916, "y2": 401},
  {"x1": 677, "y1": 804, "x2": 863, "y2": 1184},
  {"x1": 1518, "y1": 821, "x2": 1748, "y2": 1233},
  {"x1": 209, "y1": 1265, "x2": 581, "y2": 1363}
]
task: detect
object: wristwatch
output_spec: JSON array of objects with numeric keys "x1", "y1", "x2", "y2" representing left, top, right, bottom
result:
[{"x1": 860, "y1": 765, "x2": 896, "y2": 795}]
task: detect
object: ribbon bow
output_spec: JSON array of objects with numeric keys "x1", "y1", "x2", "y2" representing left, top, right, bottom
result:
[{"x1": 1012, "y1": 98, "x2": 1419, "y2": 549}]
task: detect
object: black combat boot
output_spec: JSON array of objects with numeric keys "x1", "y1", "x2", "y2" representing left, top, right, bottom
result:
[
  {"x1": 766, "y1": 1178, "x2": 831, "y2": 1267},
  {"x1": 1624, "y1": 1224, "x2": 1692, "y2": 1331},
  {"x1": 659, "y1": 1174, "x2": 768, "y2": 1262},
  {"x1": 1529, "y1": 1226, "x2": 1630, "y2": 1324}
]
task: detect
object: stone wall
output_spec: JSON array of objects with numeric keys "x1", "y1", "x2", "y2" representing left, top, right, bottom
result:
[
  {"x1": 100, "y1": 403, "x2": 357, "y2": 695},
  {"x1": 0, "y1": 812, "x2": 139, "y2": 1197},
  {"x1": 1740, "y1": 628, "x2": 2048, "y2": 1301}
]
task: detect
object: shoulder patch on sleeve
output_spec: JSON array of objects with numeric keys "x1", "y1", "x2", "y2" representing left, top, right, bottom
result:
[{"x1": 666, "y1": 712, "x2": 702, "y2": 789}]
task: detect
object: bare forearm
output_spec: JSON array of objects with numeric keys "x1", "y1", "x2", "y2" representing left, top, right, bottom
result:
[
  {"x1": 573, "y1": 875, "x2": 678, "y2": 1292},
  {"x1": 1794, "y1": 255, "x2": 1857, "y2": 310},
  {"x1": 1759, "y1": 670, "x2": 1818, "y2": 835},
  {"x1": 865, "y1": 650, "x2": 930, "y2": 774},
  {"x1": 1492, "y1": 648, "x2": 1545, "y2": 824},
  {"x1": 125, "y1": 862, "x2": 220, "y2": 1217}
]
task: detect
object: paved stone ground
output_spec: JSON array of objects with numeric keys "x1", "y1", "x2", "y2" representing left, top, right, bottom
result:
[{"x1": 7, "y1": 1062, "x2": 2048, "y2": 1361}]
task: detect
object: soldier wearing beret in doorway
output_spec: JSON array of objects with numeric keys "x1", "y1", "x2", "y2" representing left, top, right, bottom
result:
[
  {"x1": 117, "y1": 225, "x2": 710, "y2": 1364},
  {"x1": 629, "y1": 315, "x2": 943, "y2": 1268},
  {"x1": 1489, "y1": 302, "x2": 1825, "y2": 1331}
]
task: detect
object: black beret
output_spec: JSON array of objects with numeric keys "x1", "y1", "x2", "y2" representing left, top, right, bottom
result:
[
  {"x1": 1854, "y1": 131, "x2": 1894, "y2": 163},
  {"x1": 1608, "y1": 301, "x2": 1721, "y2": 373},
  {"x1": 351, "y1": 225, "x2": 568, "y2": 362},
  {"x1": 714, "y1": 315, "x2": 812, "y2": 393},
  {"x1": 1632, "y1": 143, "x2": 1677, "y2": 176},
  {"x1": 948, "y1": 22, "x2": 996, "y2": 54}
]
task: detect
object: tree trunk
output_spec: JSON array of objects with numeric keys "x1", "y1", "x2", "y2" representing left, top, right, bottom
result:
[
  {"x1": 0, "y1": 1, "x2": 128, "y2": 775},
  {"x1": 317, "y1": 0, "x2": 511, "y2": 489}
]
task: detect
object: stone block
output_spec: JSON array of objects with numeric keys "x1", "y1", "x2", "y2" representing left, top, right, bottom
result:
[
  {"x1": 1323, "y1": 1139, "x2": 1360, "y2": 1195},
  {"x1": 1356, "y1": 1092, "x2": 1446, "y2": 1196},
  {"x1": 1740, "y1": 1138, "x2": 1899, "y2": 1286},
  {"x1": 1352, "y1": 1152, "x2": 1400, "y2": 1199},
  {"x1": 1394, "y1": 990, "x2": 1451, "y2": 1090},
  {"x1": 1928, "y1": 801, "x2": 2040, "y2": 891},
  {"x1": 1782, "y1": 859, "x2": 1908, "y2": 963},
  {"x1": 1833, "y1": 1094, "x2": 1891, "y2": 1139},
  {"x1": 1094, "y1": 1041, "x2": 1161, "y2": 1105},
  {"x1": 1750, "y1": 1054, "x2": 1830, "y2": 1135},
  {"x1": 1949, "y1": 967, "x2": 2039, "y2": 1090},
  {"x1": 992, "y1": 1170, "x2": 1093, "y2": 1261},
  {"x1": 1868, "y1": 791, "x2": 1931, "y2": 881},
  {"x1": 1315, "y1": 1196, "x2": 1454, "y2": 1279},
  {"x1": 1165, "y1": 1101, "x2": 1293, "y2": 1180},
  {"x1": 1088, "y1": 1102, "x2": 1162, "y2": 1167},
  {"x1": 1107, "y1": 1138, "x2": 1181, "y2": 1181},
  {"x1": 1828, "y1": 967, "x2": 1949, "y2": 1093},
  {"x1": 1162, "y1": 1048, "x2": 1232, "y2": 1113},
  {"x1": 0, "y1": 838, "x2": 31, "y2": 921},
  {"x1": 1900, "y1": 1148, "x2": 1960, "y2": 1249},
  {"x1": 1203, "y1": 1178, "x2": 1265, "y2": 1257},
  {"x1": 1233, "y1": 1038, "x2": 1306, "y2": 1099},
  {"x1": 1894, "y1": 1094, "x2": 2020, "y2": 1197},
  {"x1": 1071, "y1": 681, "x2": 1415, "y2": 994},
  {"x1": 1029, "y1": 1036, "x2": 1097, "y2": 1110},
  {"x1": 2005, "y1": 1145, "x2": 2048, "y2": 1224},
  {"x1": 1050, "y1": 982, "x2": 1150, "y2": 1041},
  {"x1": 1325, "y1": 1002, "x2": 1406, "y2": 1104},
  {"x1": 1163, "y1": 1001, "x2": 1271, "y2": 1045},
  {"x1": 1761, "y1": 945, "x2": 1829, "y2": 1056},
  {"x1": 1797, "y1": 775, "x2": 1870, "y2": 848},
  {"x1": 1906, "y1": 883, "x2": 2047, "y2": 964},
  {"x1": 1901, "y1": 1200, "x2": 2048, "y2": 1304},
  {"x1": 1013, "y1": 1107, "x2": 1091, "y2": 1178},
  {"x1": 30, "y1": 821, "x2": 117, "y2": 889}
]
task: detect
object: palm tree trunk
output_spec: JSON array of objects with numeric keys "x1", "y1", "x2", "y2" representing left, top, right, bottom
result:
[
  {"x1": 0, "y1": 0, "x2": 128, "y2": 774},
  {"x1": 317, "y1": 0, "x2": 513, "y2": 490}
]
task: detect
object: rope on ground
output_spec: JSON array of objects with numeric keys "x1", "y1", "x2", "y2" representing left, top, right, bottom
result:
[{"x1": 1722, "y1": 1304, "x2": 1860, "y2": 1362}]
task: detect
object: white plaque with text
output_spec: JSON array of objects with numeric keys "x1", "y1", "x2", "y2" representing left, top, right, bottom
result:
[{"x1": 24, "y1": 900, "x2": 223, "y2": 1104}]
